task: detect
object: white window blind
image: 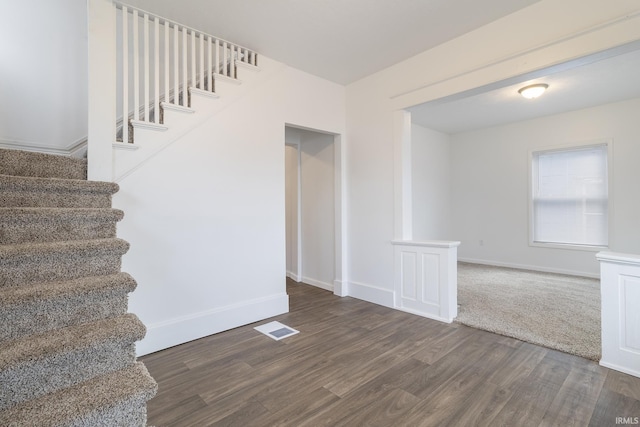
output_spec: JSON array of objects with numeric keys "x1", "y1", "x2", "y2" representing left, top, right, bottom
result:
[{"x1": 532, "y1": 144, "x2": 608, "y2": 247}]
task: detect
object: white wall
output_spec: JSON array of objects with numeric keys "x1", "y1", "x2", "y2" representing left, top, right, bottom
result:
[
  {"x1": 345, "y1": 0, "x2": 640, "y2": 307},
  {"x1": 300, "y1": 132, "x2": 335, "y2": 290},
  {"x1": 114, "y1": 57, "x2": 345, "y2": 355},
  {"x1": 411, "y1": 124, "x2": 451, "y2": 240},
  {"x1": 450, "y1": 98, "x2": 640, "y2": 277},
  {"x1": 0, "y1": 0, "x2": 88, "y2": 154}
]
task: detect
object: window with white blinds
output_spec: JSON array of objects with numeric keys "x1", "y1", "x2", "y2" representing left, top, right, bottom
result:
[{"x1": 531, "y1": 143, "x2": 609, "y2": 248}]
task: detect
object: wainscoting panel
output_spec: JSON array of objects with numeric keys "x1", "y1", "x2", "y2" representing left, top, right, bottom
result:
[
  {"x1": 392, "y1": 240, "x2": 460, "y2": 323},
  {"x1": 597, "y1": 252, "x2": 640, "y2": 378},
  {"x1": 621, "y1": 275, "x2": 640, "y2": 353},
  {"x1": 422, "y1": 253, "x2": 440, "y2": 305},
  {"x1": 401, "y1": 251, "x2": 417, "y2": 300}
]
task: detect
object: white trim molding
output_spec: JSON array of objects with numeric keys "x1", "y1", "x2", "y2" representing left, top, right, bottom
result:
[
  {"x1": 0, "y1": 137, "x2": 88, "y2": 158},
  {"x1": 301, "y1": 276, "x2": 333, "y2": 292},
  {"x1": 136, "y1": 292, "x2": 289, "y2": 356},
  {"x1": 458, "y1": 257, "x2": 600, "y2": 279},
  {"x1": 347, "y1": 281, "x2": 395, "y2": 309},
  {"x1": 286, "y1": 271, "x2": 301, "y2": 282}
]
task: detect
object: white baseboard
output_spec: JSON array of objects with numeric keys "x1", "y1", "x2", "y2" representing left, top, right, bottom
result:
[
  {"x1": 600, "y1": 360, "x2": 640, "y2": 379},
  {"x1": 458, "y1": 257, "x2": 599, "y2": 279},
  {"x1": 347, "y1": 281, "x2": 395, "y2": 308},
  {"x1": 0, "y1": 137, "x2": 88, "y2": 158},
  {"x1": 136, "y1": 292, "x2": 289, "y2": 356},
  {"x1": 396, "y1": 306, "x2": 454, "y2": 324},
  {"x1": 301, "y1": 276, "x2": 333, "y2": 292},
  {"x1": 286, "y1": 271, "x2": 301, "y2": 282},
  {"x1": 333, "y1": 280, "x2": 348, "y2": 297}
]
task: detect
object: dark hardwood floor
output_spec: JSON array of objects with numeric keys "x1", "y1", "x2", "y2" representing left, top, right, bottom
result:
[{"x1": 141, "y1": 279, "x2": 640, "y2": 426}]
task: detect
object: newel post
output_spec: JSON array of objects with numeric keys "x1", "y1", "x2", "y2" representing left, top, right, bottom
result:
[{"x1": 87, "y1": 0, "x2": 116, "y2": 181}]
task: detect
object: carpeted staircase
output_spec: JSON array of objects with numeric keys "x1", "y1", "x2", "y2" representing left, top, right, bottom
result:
[{"x1": 0, "y1": 148, "x2": 157, "y2": 426}]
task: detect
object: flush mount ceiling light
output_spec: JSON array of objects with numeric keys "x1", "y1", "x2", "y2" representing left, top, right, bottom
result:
[{"x1": 518, "y1": 83, "x2": 549, "y2": 99}]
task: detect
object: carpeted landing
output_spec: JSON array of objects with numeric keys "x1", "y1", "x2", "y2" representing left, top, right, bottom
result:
[
  {"x1": 0, "y1": 148, "x2": 156, "y2": 426},
  {"x1": 456, "y1": 262, "x2": 601, "y2": 361}
]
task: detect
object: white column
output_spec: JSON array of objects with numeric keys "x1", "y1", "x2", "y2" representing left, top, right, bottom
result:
[
  {"x1": 597, "y1": 251, "x2": 640, "y2": 378},
  {"x1": 87, "y1": 0, "x2": 116, "y2": 181},
  {"x1": 333, "y1": 134, "x2": 348, "y2": 297},
  {"x1": 393, "y1": 110, "x2": 412, "y2": 240}
]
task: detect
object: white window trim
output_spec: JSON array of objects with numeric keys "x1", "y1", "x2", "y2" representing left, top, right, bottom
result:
[{"x1": 528, "y1": 139, "x2": 614, "y2": 252}]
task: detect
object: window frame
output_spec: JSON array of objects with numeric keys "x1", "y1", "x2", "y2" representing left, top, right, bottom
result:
[{"x1": 528, "y1": 139, "x2": 613, "y2": 252}]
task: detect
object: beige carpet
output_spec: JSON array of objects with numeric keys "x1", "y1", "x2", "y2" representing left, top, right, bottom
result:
[
  {"x1": 456, "y1": 262, "x2": 601, "y2": 361},
  {"x1": 0, "y1": 148, "x2": 156, "y2": 426}
]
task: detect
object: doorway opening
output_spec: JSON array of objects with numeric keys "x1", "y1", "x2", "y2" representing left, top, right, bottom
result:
[{"x1": 284, "y1": 125, "x2": 345, "y2": 296}]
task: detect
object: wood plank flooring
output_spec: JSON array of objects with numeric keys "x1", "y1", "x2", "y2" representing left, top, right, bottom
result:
[{"x1": 141, "y1": 279, "x2": 640, "y2": 426}]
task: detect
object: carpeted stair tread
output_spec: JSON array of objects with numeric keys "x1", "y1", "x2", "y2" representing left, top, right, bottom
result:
[
  {"x1": 0, "y1": 207, "x2": 124, "y2": 244},
  {"x1": 0, "y1": 314, "x2": 146, "y2": 410},
  {"x1": 0, "y1": 174, "x2": 118, "y2": 208},
  {"x1": 0, "y1": 273, "x2": 137, "y2": 343},
  {"x1": 0, "y1": 147, "x2": 156, "y2": 423},
  {"x1": 0, "y1": 174, "x2": 117, "y2": 194},
  {"x1": 0, "y1": 362, "x2": 157, "y2": 427},
  {"x1": 0, "y1": 237, "x2": 129, "y2": 259},
  {"x1": 0, "y1": 148, "x2": 87, "y2": 180},
  {"x1": 0, "y1": 313, "x2": 145, "y2": 372},
  {"x1": 0, "y1": 238, "x2": 130, "y2": 287}
]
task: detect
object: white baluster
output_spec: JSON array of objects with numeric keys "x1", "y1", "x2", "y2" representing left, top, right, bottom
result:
[
  {"x1": 230, "y1": 44, "x2": 235, "y2": 78},
  {"x1": 215, "y1": 39, "x2": 220, "y2": 74},
  {"x1": 223, "y1": 41, "x2": 228, "y2": 76},
  {"x1": 164, "y1": 20, "x2": 169, "y2": 104},
  {"x1": 207, "y1": 36, "x2": 212, "y2": 92},
  {"x1": 154, "y1": 16, "x2": 159, "y2": 123},
  {"x1": 122, "y1": 6, "x2": 129, "y2": 143},
  {"x1": 199, "y1": 33, "x2": 204, "y2": 90},
  {"x1": 182, "y1": 27, "x2": 187, "y2": 106},
  {"x1": 143, "y1": 13, "x2": 149, "y2": 122},
  {"x1": 132, "y1": 10, "x2": 139, "y2": 120},
  {"x1": 173, "y1": 24, "x2": 178, "y2": 105},
  {"x1": 191, "y1": 30, "x2": 196, "y2": 88}
]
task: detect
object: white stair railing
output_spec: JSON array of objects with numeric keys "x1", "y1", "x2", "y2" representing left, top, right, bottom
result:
[{"x1": 115, "y1": 2, "x2": 258, "y2": 144}]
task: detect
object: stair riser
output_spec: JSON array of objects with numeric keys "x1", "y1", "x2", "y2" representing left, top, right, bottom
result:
[
  {"x1": 1, "y1": 292, "x2": 129, "y2": 343},
  {"x1": 0, "y1": 342, "x2": 137, "y2": 411},
  {"x1": 0, "y1": 191, "x2": 113, "y2": 208},
  {"x1": 67, "y1": 399, "x2": 148, "y2": 427},
  {"x1": 0, "y1": 254, "x2": 124, "y2": 288},
  {"x1": 5, "y1": 397, "x2": 148, "y2": 427},
  {"x1": 0, "y1": 221, "x2": 117, "y2": 245},
  {"x1": 0, "y1": 149, "x2": 87, "y2": 180},
  {"x1": 0, "y1": 362, "x2": 156, "y2": 427}
]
